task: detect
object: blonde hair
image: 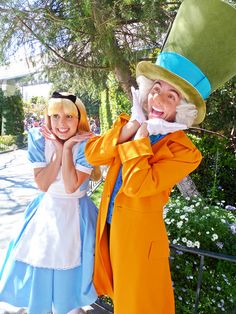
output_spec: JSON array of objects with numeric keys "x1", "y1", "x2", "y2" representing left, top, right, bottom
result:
[
  {"x1": 137, "y1": 75, "x2": 197, "y2": 127},
  {"x1": 45, "y1": 92, "x2": 101, "y2": 181},
  {"x1": 46, "y1": 92, "x2": 90, "y2": 132}
]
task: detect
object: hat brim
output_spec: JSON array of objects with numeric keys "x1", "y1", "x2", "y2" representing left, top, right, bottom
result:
[{"x1": 136, "y1": 61, "x2": 206, "y2": 125}]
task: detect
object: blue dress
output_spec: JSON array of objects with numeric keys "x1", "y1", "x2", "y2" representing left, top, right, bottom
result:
[{"x1": 0, "y1": 128, "x2": 98, "y2": 314}]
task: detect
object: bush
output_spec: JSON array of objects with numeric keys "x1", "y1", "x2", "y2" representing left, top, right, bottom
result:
[
  {"x1": 0, "y1": 135, "x2": 17, "y2": 151},
  {"x1": 189, "y1": 133, "x2": 236, "y2": 206},
  {"x1": 165, "y1": 195, "x2": 236, "y2": 313},
  {"x1": 0, "y1": 90, "x2": 24, "y2": 137},
  {"x1": 0, "y1": 133, "x2": 27, "y2": 151}
]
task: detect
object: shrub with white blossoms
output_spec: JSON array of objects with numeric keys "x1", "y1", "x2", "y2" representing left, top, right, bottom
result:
[{"x1": 164, "y1": 195, "x2": 236, "y2": 313}]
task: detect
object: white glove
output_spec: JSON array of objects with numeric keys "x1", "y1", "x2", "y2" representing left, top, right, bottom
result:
[
  {"x1": 176, "y1": 103, "x2": 197, "y2": 127},
  {"x1": 130, "y1": 86, "x2": 146, "y2": 125},
  {"x1": 145, "y1": 118, "x2": 188, "y2": 135}
]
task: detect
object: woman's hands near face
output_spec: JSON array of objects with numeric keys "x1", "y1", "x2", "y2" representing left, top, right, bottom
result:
[
  {"x1": 40, "y1": 125, "x2": 63, "y2": 151},
  {"x1": 63, "y1": 131, "x2": 93, "y2": 149},
  {"x1": 40, "y1": 125, "x2": 93, "y2": 151}
]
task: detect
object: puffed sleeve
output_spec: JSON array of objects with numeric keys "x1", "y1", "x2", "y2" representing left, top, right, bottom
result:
[
  {"x1": 75, "y1": 140, "x2": 93, "y2": 174},
  {"x1": 27, "y1": 127, "x2": 47, "y2": 168}
]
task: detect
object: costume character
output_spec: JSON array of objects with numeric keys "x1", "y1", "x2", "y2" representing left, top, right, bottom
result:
[
  {"x1": 0, "y1": 92, "x2": 100, "y2": 314},
  {"x1": 85, "y1": 0, "x2": 236, "y2": 313}
]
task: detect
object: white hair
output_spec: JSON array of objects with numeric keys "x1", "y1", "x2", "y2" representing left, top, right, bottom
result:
[
  {"x1": 175, "y1": 100, "x2": 198, "y2": 127},
  {"x1": 137, "y1": 75, "x2": 197, "y2": 127}
]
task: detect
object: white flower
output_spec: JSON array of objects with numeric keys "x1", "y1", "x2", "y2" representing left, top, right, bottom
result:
[
  {"x1": 194, "y1": 241, "x2": 200, "y2": 248},
  {"x1": 230, "y1": 223, "x2": 236, "y2": 235},
  {"x1": 182, "y1": 237, "x2": 187, "y2": 243},
  {"x1": 185, "y1": 206, "x2": 194, "y2": 213},
  {"x1": 177, "y1": 221, "x2": 183, "y2": 228},
  {"x1": 225, "y1": 205, "x2": 236, "y2": 211},
  {"x1": 212, "y1": 234, "x2": 219, "y2": 241},
  {"x1": 187, "y1": 240, "x2": 193, "y2": 247}
]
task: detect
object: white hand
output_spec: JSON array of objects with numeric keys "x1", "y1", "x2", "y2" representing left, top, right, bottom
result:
[
  {"x1": 130, "y1": 86, "x2": 146, "y2": 125},
  {"x1": 145, "y1": 118, "x2": 188, "y2": 135}
]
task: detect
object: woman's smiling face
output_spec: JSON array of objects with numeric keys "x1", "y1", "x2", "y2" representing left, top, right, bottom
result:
[
  {"x1": 50, "y1": 110, "x2": 79, "y2": 140},
  {"x1": 147, "y1": 80, "x2": 182, "y2": 122}
]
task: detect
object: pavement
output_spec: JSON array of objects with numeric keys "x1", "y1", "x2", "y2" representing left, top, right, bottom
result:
[
  {"x1": 0, "y1": 148, "x2": 38, "y2": 314},
  {"x1": 0, "y1": 148, "x2": 38, "y2": 257},
  {"x1": 0, "y1": 148, "x2": 111, "y2": 314}
]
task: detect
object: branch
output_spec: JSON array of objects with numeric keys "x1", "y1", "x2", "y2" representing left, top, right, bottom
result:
[
  {"x1": 15, "y1": 15, "x2": 108, "y2": 70},
  {"x1": 189, "y1": 127, "x2": 228, "y2": 139}
]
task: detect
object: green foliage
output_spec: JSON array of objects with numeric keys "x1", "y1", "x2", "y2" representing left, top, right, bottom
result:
[
  {"x1": 100, "y1": 88, "x2": 113, "y2": 133},
  {"x1": 189, "y1": 133, "x2": 236, "y2": 206},
  {"x1": 0, "y1": 89, "x2": 5, "y2": 132},
  {"x1": 0, "y1": 133, "x2": 27, "y2": 151},
  {"x1": 100, "y1": 73, "x2": 130, "y2": 133},
  {"x1": 165, "y1": 195, "x2": 236, "y2": 313},
  {"x1": 202, "y1": 78, "x2": 236, "y2": 137},
  {"x1": 80, "y1": 93, "x2": 100, "y2": 120},
  {"x1": 0, "y1": 134, "x2": 16, "y2": 150},
  {"x1": 0, "y1": 0, "x2": 174, "y2": 99},
  {"x1": 0, "y1": 90, "x2": 24, "y2": 136},
  {"x1": 90, "y1": 182, "x2": 104, "y2": 208},
  {"x1": 3, "y1": 93, "x2": 24, "y2": 136}
]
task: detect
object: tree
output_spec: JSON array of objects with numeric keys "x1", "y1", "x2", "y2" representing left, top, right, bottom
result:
[
  {"x1": 2, "y1": 91, "x2": 24, "y2": 136},
  {"x1": 0, "y1": 0, "x2": 179, "y2": 98}
]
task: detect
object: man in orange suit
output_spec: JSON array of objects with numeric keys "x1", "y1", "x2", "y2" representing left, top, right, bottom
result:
[{"x1": 85, "y1": 0, "x2": 236, "y2": 313}]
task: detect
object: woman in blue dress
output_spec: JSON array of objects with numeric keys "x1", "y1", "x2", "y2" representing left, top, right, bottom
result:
[{"x1": 0, "y1": 92, "x2": 100, "y2": 314}]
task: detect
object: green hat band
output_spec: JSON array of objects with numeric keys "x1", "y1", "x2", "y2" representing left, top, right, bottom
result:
[{"x1": 156, "y1": 52, "x2": 211, "y2": 100}]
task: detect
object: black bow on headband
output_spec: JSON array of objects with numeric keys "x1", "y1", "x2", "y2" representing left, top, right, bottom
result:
[{"x1": 51, "y1": 91, "x2": 76, "y2": 104}]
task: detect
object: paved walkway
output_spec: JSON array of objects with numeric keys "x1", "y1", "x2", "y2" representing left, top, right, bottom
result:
[
  {"x1": 0, "y1": 148, "x2": 38, "y2": 313},
  {"x1": 0, "y1": 148, "x2": 38, "y2": 255},
  {"x1": 0, "y1": 149, "x2": 111, "y2": 314}
]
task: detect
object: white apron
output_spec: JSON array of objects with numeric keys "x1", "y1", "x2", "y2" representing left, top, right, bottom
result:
[{"x1": 14, "y1": 140, "x2": 87, "y2": 270}]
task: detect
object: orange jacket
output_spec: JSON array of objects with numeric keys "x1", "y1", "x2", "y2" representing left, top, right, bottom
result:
[{"x1": 85, "y1": 114, "x2": 202, "y2": 314}]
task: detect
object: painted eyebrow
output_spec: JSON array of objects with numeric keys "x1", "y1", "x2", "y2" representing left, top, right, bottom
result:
[{"x1": 153, "y1": 81, "x2": 180, "y2": 98}]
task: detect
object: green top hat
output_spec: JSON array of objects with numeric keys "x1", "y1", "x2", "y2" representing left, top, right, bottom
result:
[{"x1": 136, "y1": 0, "x2": 236, "y2": 124}]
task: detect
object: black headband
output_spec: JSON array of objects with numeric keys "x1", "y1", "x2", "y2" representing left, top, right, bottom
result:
[
  {"x1": 51, "y1": 91, "x2": 80, "y2": 119},
  {"x1": 51, "y1": 91, "x2": 77, "y2": 104}
]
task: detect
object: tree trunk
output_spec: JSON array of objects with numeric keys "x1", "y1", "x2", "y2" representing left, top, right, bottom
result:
[{"x1": 114, "y1": 63, "x2": 136, "y2": 100}]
